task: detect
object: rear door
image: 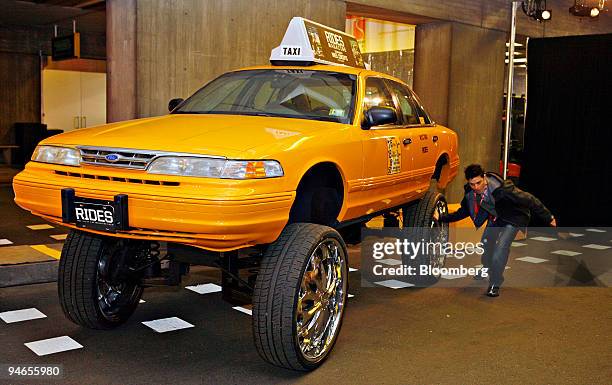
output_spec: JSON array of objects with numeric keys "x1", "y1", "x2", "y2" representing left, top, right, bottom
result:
[
  {"x1": 385, "y1": 80, "x2": 438, "y2": 190},
  {"x1": 359, "y1": 77, "x2": 417, "y2": 211}
]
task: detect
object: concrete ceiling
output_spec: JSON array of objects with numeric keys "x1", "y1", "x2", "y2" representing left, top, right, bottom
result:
[{"x1": 1, "y1": 0, "x2": 105, "y2": 34}]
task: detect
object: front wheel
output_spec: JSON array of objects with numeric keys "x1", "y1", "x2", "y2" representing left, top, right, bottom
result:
[
  {"x1": 58, "y1": 230, "x2": 143, "y2": 329},
  {"x1": 252, "y1": 223, "x2": 348, "y2": 371}
]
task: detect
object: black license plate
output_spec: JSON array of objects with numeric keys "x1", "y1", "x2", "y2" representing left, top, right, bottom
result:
[
  {"x1": 61, "y1": 188, "x2": 130, "y2": 233},
  {"x1": 74, "y1": 197, "x2": 116, "y2": 232}
]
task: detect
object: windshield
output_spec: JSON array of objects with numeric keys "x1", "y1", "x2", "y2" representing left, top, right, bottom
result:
[{"x1": 175, "y1": 69, "x2": 356, "y2": 124}]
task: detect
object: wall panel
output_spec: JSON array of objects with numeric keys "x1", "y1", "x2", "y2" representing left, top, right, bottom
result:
[
  {"x1": 413, "y1": 22, "x2": 452, "y2": 126},
  {"x1": 107, "y1": 0, "x2": 136, "y2": 123},
  {"x1": 136, "y1": 0, "x2": 346, "y2": 117},
  {"x1": 446, "y1": 23, "x2": 506, "y2": 200},
  {"x1": 414, "y1": 22, "x2": 505, "y2": 202},
  {"x1": 0, "y1": 53, "x2": 41, "y2": 144}
]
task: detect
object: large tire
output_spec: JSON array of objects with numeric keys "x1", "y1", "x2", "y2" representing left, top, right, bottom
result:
[
  {"x1": 252, "y1": 223, "x2": 348, "y2": 371},
  {"x1": 402, "y1": 191, "x2": 449, "y2": 286},
  {"x1": 58, "y1": 230, "x2": 143, "y2": 329}
]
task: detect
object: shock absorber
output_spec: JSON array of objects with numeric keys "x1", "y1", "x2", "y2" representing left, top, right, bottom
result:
[{"x1": 142, "y1": 241, "x2": 162, "y2": 278}]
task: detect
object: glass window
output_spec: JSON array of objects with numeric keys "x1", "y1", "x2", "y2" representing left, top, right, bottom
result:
[
  {"x1": 387, "y1": 81, "x2": 420, "y2": 125},
  {"x1": 175, "y1": 70, "x2": 356, "y2": 124},
  {"x1": 363, "y1": 77, "x2": 396, "y2": 111},
  {"x1": 411, "y1": 92, "x2": 432, "y2": 124}
]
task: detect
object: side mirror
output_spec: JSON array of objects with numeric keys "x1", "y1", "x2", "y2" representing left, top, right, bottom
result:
[
  {"x1": 168, "y1": 98, "x2": 184, "y2": 112},
  {"x1": 362, "y1": 106, "x2": 397, "y2": 129}
]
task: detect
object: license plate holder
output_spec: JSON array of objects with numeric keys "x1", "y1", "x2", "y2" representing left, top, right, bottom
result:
[{"x1": 61, "y1": 188, "x2": 129, "y2": 233}]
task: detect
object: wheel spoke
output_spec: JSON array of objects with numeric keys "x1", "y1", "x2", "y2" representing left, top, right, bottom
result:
[{"x1": 296, "y1": 238, "x2": 346, "y2": 361}]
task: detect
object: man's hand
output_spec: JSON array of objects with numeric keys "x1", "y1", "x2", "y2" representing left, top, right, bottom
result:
[{"x1": 550, "y1": 217, "x2": 557, "y2": 227}]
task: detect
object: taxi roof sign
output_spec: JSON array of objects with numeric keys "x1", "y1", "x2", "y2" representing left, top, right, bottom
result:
[{"x1": 270, "y1": 17, "x2": 365, "y2": 68}]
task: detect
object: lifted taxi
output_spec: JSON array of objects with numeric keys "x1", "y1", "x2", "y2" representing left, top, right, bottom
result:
[{"x1": 13, "y1": 18, "x2": 459, "y2": 371}]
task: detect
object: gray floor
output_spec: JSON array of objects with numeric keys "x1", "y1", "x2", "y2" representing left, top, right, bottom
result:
[
  {"x1": 1, "y1": 266, "x2": 611, "y2": 385},
  {"x1": 2, "y1": 183, "x2": 611, "y2": 384}
]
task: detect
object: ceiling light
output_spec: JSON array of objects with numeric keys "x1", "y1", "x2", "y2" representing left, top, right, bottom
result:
[
  {"x1": 569, "y1": 1, "x2": 607, "y2": 17},
  {"x1": 522, "y1": 0, "x2": 552, "y2": 21}
]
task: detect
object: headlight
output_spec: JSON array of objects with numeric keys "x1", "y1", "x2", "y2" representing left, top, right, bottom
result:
[
  {"x1": 147, "y1": 157, "x2": 284, "y2": 179},
  {"x1": 31, "y1": 146, "x2": 80, "y2": 166}
]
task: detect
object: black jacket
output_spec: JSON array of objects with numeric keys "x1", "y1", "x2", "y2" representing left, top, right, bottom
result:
[{"x1": 440, "y1": 172, "x2": 553, "y2": 228}]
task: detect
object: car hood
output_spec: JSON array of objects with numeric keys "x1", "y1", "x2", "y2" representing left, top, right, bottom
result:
[{"x1": 41, "y1": 114, "x2": 339, "y2": 158}]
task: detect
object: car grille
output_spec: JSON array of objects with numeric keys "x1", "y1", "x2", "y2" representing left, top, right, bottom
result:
[
  {"x1": 79, "y1": 147, "x2": 157, "y2": 170},
  {"x1": 54, "y1": 170, "x2": 180, "y2": 186}
]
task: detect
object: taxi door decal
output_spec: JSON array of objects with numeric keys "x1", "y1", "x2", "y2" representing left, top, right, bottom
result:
[{"x1": 386, "y1": 137, "x2": 401, "y2": 175}]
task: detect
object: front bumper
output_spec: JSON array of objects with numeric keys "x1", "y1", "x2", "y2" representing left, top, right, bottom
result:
[{"x1": 13, "y1": 163, "x2": 294, "y2": 251}]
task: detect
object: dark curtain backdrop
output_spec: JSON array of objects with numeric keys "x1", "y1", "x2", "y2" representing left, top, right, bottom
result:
[{"x1": 521, "y1": 34, "x2": 612, "y2": 226}]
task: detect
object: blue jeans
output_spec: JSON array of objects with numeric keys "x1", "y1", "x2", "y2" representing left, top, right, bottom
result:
[{"x1": 481, "y1": 222, "x2": 519, "y2": 286}]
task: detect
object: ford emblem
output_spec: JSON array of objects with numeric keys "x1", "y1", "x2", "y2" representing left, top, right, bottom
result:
[{"x1": 105, "y1": 154, "x2": 120, "y2": 162}]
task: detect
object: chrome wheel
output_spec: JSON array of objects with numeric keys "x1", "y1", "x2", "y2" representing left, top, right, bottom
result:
[
  {"x1": 296, "y1": 238, "x2": 347, "y2": 362},
  {"x1": 430, "y1": 199, "x2": 449, "y2": 271}
]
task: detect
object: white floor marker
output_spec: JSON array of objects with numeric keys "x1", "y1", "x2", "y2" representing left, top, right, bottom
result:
[
  {"x1": 232, "y1": 306, "x2": 253, "y2": 316},
  {"x1": 142, "y1": 317, "x2": 194, "y2": 333},
  {"x1": 25, "y1": 336, "x2": 83, "y2": 356},
  {"x1": 551, "y1": 250, "x2": 582, "y2": 256},
  {"x1": 516, "y1": 256, "x2": 548, "y2": 264},
  {"x1": 374, "y1": 279, "x2": 414, "y2": 289},
  {"x1": 530, "y1": 236, "x2": 557, "y2": 242},
  {"x1": 0, "y1": 308, "x2": 47, "y2": 323},
  {"x1": 185, "y1": 283, "x2": 222, "y2": 295},
  {"x1": 441, "y1": 274, "x2": 467, "y2": 280},
  {"x1": 378, "y1": 259, "x2": 402, "y2": 266},
  {"x1": 586, "y1": 228, "x2": 606, "y2": 233},
  {"x1": 582, "y1": 244, "x2": 611, "y2": 250}
]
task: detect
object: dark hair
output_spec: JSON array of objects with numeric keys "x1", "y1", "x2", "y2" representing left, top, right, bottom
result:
[{"x1": 464, "y1": 164, "x2": 485, "y2": 180}]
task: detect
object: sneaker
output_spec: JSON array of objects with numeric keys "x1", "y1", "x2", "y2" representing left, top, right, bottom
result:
[{"x1": 485, "y1": 285, "x2": 500, "y2": 297}]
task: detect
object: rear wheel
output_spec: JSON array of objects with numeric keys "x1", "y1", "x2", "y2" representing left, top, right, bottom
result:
[
  {"x1": 402, "y1": 192, "x2": 449, "y2": 286},
  {"x1": 58, "y1": 230, "x2": 143, "y2": 329},
  {"x1": 252, "y1": 223, "x2": 348, "y2": 371}
]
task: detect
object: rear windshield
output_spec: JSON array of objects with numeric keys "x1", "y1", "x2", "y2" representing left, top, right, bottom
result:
[{"x1": 174, "y1": 69, "x2": 356, "y2": 124}]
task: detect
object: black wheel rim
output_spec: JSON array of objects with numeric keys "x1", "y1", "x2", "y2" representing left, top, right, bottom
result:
[{"x1": 96, "y1": 244, "x2": 141, "y2": 320}]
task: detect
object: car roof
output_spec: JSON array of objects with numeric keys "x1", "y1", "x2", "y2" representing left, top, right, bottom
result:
[{"x1": 230, "y1": 64, "x2": 410, "y2": 87}]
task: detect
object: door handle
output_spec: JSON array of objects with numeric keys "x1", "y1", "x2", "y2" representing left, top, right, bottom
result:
[
  {"x1": 403, "y1": 138, "x2": 412, "y2": 145},
  {"x1": 73, "y1": 116, "x2": 80, "y2": 129},
  {"x1": 432, "y1": 135, "x2": 439, "y2": 143},
  {"x1": 81, "y1": 116, "x2": 87, "y2": 128}
]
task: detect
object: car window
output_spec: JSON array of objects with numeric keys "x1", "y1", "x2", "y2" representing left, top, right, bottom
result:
[
  {"x1": 363, "y1": 77, "x2": 396, "y2": 107},
  {"x1": 410, "y1": 92, "x2": 433, "y2": 124},
  {"x1": 175, "y1": 70, "x2": 356, "y2": 124},
  {"x1": 386, "y1": 81, "x2": 421, "y2": 125}
]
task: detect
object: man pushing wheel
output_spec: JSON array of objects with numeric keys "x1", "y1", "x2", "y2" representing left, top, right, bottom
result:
[{"x1": 434, "y1": 164, "x2": 556, "y2": 297}]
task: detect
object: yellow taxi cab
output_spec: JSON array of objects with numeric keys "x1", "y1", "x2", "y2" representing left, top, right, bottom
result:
[{"x1": 13, "y1": 18, "x2": 459, "y2": 371}]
